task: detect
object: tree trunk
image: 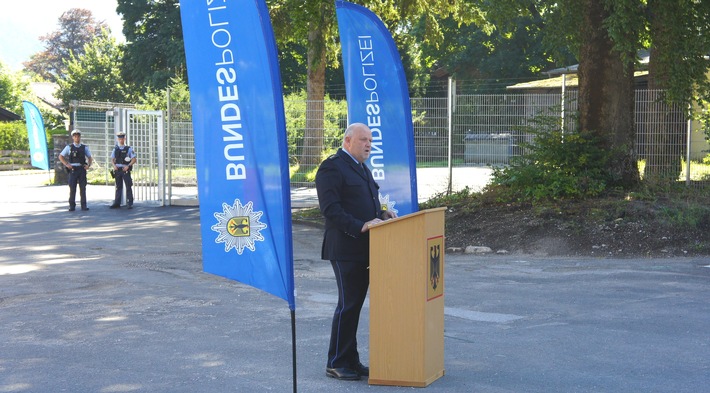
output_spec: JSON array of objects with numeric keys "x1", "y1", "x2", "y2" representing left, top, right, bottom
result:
[
  {"x1": 644, "y1": 0, "x2": 686, "y2": 184},
  {"x1": 578, "y1": 0, "x2": 639, "y2": 188},
  {"x1": 299, "y1": 29, "x2": 326, "y2": 172}
]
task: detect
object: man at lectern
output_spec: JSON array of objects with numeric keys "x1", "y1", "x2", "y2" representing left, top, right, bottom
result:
[{"x1": 315, "y1": 122, "x2": 397, "y2": 381}]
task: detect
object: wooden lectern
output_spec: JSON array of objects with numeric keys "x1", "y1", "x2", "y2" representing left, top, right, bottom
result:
[{"x1": 368, "y1": 207, "x2": 446, "y2": 387}]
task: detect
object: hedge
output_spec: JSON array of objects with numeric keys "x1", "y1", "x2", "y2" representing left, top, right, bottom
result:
[
  {"x1": 0, "y1": 120, "x2": 60, "y2": 150},
  {"x1": 0, "y1": 121, "x2": 29, "y2": 150}
]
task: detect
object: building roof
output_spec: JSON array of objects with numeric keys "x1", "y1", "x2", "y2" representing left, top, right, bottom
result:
[
  {"x1": 507, "y1": 71, "x2": 648, "y2": 90},
  {"x1": 0, "y1": 106, "x2": 21, "y2": 122},
  {"x1": 508, "y1": 49, "x2": 651, "y2": 90},
  {"x1": 542, "y1": 49, "x2": 650, "y2": 77},
  {"x1": 30, "y1": 82, "x2": 62, "y2": 112}
]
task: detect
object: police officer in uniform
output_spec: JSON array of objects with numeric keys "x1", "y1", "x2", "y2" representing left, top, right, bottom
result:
[
  {"x1": 315, "y1": 123, "x2": 397, "y2": 381},
  {"x1": 109, "y1": 131, "x2": 137, "y2": 209},
  {"x1": 59, "y1": 129, "x2": 93, "y2": 211}
]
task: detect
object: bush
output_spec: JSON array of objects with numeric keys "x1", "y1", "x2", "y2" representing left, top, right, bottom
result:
[
  {"x1": 0, "y1": 121, "x2": 29, "y2": 150},
  {"x1": 0, "y1": 120, "x2": 63, "y2": 151},
  {"x1": 489, "y1": 117, "x2": 611, "y2": 202}
]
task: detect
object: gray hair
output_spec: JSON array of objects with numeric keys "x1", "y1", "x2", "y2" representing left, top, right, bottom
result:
[{"x1": 343, "y1": 122, "x2": 368, "y2": 144}]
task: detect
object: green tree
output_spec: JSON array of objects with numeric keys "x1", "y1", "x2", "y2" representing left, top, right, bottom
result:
[
  {"x1": 116, "y1": 0, "x2": 186, "y2": 90},
  {"x1": 24, "y1": 8, "x2": 108, "y2": 83},
  {"x1": 574, "y1": 0, "x2": 639, "y2": 187},
  {"x1": 56, "y1": 30, "x2": 134, "y2": 105},
  {"x1": 417, "y1": 7, "x2": 577, "y2": 93},
  {"x1": 0, "y1": 62, "x2": 32, "y2": 115},
  {"x1": 462, "y1": 0, "x2": 710, "y2": 189},
  {"x1": 270, "y1": 0, "x2": 475, "y2": 171},
  {"x1": 643, "y1": 0, "x2": 710, "y2": 182},
  {"x1": 269, "y1": 0, "x2": 335, "y2": 171},
  {"x1": 560, "y1": 0, "x2": 710, "y2": 187},
  {"x1": 138, "y1": 75, "x2": 190, "y2": 111}
]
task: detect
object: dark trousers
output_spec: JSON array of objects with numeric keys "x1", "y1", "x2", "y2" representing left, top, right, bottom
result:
[
  {"x1": 113, "y1": 169, "x2": 134, "y2": 206},
  {"x1": 68, "y1": 167, "x2": 87, "y2": 208},
  {"x1": 327, "y1": 260, "x2": 369, "y2": 369}
]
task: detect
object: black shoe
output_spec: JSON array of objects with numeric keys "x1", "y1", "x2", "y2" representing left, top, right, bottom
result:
[
  {"x1": 68, "y1": 207, "x2": 75, "y2": 211},
  {"x1": 81, "y1": 207, "x2": 89, "y2": 211},
  {"x1": 109, "y1": 204, "x2": 120, "y2": 209},
  {"x1": 353, "y1": 362, "x2": 369, "y2": 377},
  {"x1": 127, "y1": 204, "x2": 133, "y2": 209},
  {"x1": 325, "y1": 367, "x2": 360, "y2": 381}
]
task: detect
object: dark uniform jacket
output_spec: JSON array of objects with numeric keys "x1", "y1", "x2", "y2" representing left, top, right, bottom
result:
[{"x1": 315, "y1": 148, "x2": 381, "y2": 262}]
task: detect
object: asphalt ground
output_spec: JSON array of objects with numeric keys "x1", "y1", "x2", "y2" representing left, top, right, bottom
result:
[{"x1": 1, "y1": 171, "x2": 709, "y2": 392}]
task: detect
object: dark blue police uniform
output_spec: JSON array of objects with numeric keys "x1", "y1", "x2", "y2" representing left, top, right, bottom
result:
[
  {"x1": 66, "y1": 144, "x2": 89, "y2": 210},
  {"x1": 111, "y1": 145, "x2": 136, "y2": 208},
  {"x1": 315, "y1": 148, "x2": 381, "y2": 373}
]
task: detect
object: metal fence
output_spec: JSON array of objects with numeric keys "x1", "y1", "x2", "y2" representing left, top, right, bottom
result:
[
  {"x1": 72, "y1": 89, "x2": 710, "y2": 204},
  {"x1": 69, "y1": 101, "x2": 123, "y2": 184}
]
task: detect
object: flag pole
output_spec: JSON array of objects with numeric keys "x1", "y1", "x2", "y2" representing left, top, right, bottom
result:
[{"x1": 291, "y1": 309, "x2": 297, "y2": 393}]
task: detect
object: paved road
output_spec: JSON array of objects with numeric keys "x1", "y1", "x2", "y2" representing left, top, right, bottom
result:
[{"x1": 1, "y1": 171, "x2": 709, "y2": 392}]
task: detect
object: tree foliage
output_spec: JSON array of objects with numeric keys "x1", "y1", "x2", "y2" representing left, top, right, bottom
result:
[
  {"x1": 56, "y1": 30, "x2": 134, "y2": 105},
  {"x1": 34, "y1": 0, "x2": 709, "y2": 191},
  {"x1": 269, "y1": 0, "x2": 476, "y2": 169},
  {"x1": 416, "y1": 5, "x2": 577, "y2": 93},
  {"x1": 0, "y1": 62, "x2": 32, "y2": 115},
  {"x1": 645, "y1": 0, "x2": 710, "y2": 106},
  {"x1": 462, "y1": 0, "x2": 710, "y2": 188},
  {"x1": 137, "y1": 75, "x2": 190, "y2": 111},
  {"x1": 116, "y1": 0, "x2": 186, "y2": 90},
  {"x1": 23, "y1": 8, "x2": 108, "y2": 83}
]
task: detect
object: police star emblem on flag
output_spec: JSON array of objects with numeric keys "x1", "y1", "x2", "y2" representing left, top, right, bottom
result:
[
  {"x1": 378, "y1": 192, "x2": 398, "y2": 216},
  {"x1": 211, "y1": 199, "x2": 267, "y2": 254}
]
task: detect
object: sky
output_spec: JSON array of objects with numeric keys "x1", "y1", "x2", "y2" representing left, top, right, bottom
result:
[{"x1": 0, "y1": 0, "x2": 125, "y2": 71}]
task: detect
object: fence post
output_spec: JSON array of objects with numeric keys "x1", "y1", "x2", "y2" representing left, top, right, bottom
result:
[
  {"x1": 447, "y1": 77, "x2": 454, "y2": 195},
  {"x1": 686, "y1": 104, "x2": 692, "y2": 186},
  {"x1": 167, "y1": 88, "x2": 173, "y2": 205},
  {"x1": 561, "y1": 74, "x2": 566, "y2": 133}
]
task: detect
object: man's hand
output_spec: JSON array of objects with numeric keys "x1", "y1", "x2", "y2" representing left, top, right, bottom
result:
[
  {"x1": 382, "y1": 210, "x2": 397, "y2": 220},
  {"x1": 361, "y1": 218, "x2": 383, "y2": 232}
]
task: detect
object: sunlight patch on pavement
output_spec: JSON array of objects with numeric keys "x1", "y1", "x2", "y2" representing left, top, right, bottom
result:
[
  {"x1": 0, "y1": 264, "x2": 41, "y2": 275},
  {"x1": 96, "y1": 316, "x2": 128, "y2": 322},
  {"x1": 445, "y1": 307, "x2": 523, "y2": 323},
  {"x1": 0, "y1": 256, "x2": 102, "y2": 275}
]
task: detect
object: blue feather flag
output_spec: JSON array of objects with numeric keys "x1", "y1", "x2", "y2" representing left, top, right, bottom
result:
[
  {"x1": 336, "y1": 0, "x2": 419, "y2": 215},
  {"x1": 22, "y1": 101, "x2": 49, "y2": 171},
  {"x1": 179, "y1": 0, "x2": 295, "y2": 310}
]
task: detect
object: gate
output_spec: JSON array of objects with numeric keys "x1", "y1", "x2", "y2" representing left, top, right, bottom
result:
[{"x1": 114, "y1": 109, "x2": 165, "y2": 206}]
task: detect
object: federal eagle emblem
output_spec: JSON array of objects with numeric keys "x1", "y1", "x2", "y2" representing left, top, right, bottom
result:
[{"x1": 430, "y1": 243, "x2": 441, "y2": 290}]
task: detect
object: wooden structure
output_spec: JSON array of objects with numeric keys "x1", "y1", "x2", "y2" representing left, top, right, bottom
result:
[{"x1": 368, "y1": 207, "x2": 446, "y2": 387}]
